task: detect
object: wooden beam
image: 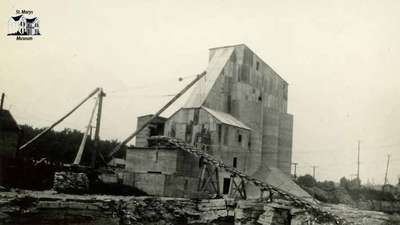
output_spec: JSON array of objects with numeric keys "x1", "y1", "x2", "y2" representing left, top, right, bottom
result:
[
  {"x1": 108, "y1": 72, "x2": 206, "y2": 159},
  {"x1": 73, "y1": 97, "x2": 99, "y2": 165},
  {"x1": 19, "y1": 88, "x2": 100, "y2": 151}
]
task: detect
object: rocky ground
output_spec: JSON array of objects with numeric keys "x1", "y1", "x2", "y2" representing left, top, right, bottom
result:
[
  {"x1": 0, "y1": 190, "x2": 231, "y2": 225},
  {"x1": 0, "y1": 190, "x2": 398, "y2": 225},
  {"x1": 321, "y1": 203, "x2": 400, "y2": 225}
]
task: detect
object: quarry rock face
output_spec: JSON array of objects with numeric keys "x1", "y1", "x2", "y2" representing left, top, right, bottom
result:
[
  {"x1": 0, "y1": 191, "x2": 232, "y2": 225},
  {"x1": 0, "y1": 191, "x2": 397, "y2": 225}
]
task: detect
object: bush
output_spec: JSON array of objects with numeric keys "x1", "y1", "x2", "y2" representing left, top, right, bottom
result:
[
  {"x1": 296, "y1": 174, "x2": 317, "y2": 188},
  {"x1": 317, "y1": 181, "x2": 336, "y2": 191}
]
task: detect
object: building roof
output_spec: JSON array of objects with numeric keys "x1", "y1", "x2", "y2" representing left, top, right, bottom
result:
[
  {"x1": 248, "y1": 166, "x2": 313, "y2": 200},
  {"x1": 183, "y1": 44, "x2": 288, "y2": 110},
  {"x1": 26, "y1": 17, "x2": 37, "y2": 23},
  {"x1": 11, "y1": 15, "x2": 23, "y2": 21},
  {"x1": 208, "y1": 43, "x2": 247, "y2": 50},
  {"x1": 183, "y1": 46, "x2": 235, "y2": 108},
  {"x1": 0, "y1": 110, "x2": 20, "y2": 132},
  {"x1": 201, "y1": 106, "x2": 250, "y2": 130}
]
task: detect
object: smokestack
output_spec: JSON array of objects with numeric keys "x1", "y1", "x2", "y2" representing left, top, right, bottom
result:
[{"x1": 0, "y1": 93, "x2": 4, "y2": 111}]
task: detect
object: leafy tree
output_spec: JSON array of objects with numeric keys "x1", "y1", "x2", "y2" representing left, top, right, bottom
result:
[
  {"x1": 317, "y1": 180, "x2": 336, "y2": 191},
  {"x1": 296, "y1": 174, "x2": 317, "y2": 187},
  {"x1": 340, "y1": 177, "x2": 350, "y2": 189},
  {"x1": 18, "y1": 124, "x2": 124, "y2": 166},
  {"x1": 339, "y1": 176, "x2": 361, "y2": 190}
]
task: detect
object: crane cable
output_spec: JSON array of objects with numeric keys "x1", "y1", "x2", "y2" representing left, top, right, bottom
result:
[{"x1": 19, "y1": 88, "x2": 100, "y2": 151}]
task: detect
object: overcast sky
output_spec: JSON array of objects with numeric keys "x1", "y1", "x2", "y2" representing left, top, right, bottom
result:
[{"x1": 1, "y1": 0, "x2": 400, "y2": 185}]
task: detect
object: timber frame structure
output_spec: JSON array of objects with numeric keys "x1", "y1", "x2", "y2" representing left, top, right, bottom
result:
[
  {"x1": 198, "y1": 160, "x2": 220, "y2": 196},
  {"x1": 151, "y1": 136, "x2": 352, "y2": 225}
]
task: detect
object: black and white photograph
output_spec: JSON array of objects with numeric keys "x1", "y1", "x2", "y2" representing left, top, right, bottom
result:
[{"x1": 1, "y1": 1, "x2": 400, "y2": 224}]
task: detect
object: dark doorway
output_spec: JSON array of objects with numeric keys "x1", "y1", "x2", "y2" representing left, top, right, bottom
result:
[{"x1": 223, "y1": 178, "x2": 230, "y2": 194}]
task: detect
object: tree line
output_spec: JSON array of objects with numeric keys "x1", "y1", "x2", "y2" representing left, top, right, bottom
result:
[
  {"x1": 295, "y1": 174, "x2": 398, "y2": 204},
  {"x1": 18, "y1": 124, "x2": 126, "y2": 166}
]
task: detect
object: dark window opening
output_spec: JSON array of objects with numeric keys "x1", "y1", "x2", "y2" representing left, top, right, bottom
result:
[
  {"x1": 170, "y1": 123, "x2": 176, "y2": 137},
  {"x1": 239, "y1": 67, "x2": 250, "y2": 83},
  {"x1": 149, "y1": 122, "x2": 165, "y2": 136},
  {"x1": 248, "y1": 141, "x2": 251, "y2": 148},
  {"x1": 184, "y1": 180, "x2": 188, "y2": 190},
  {"x1": 148, "y1": 171, "x2": 162, "y2": 174},
  {"x1": 233, "y1": 157, "x2": 237, "y2": 168},
  {"x1": 155, "y1": 151, "x2": 159, "y2": 162},
  {"x1": 227, "y1": 95, "x2": 231, "y2": 113},
  {"x1": 223, "y1": 178, "x2": 231, "y2": 194},
  {"x1": 258, "y1": 96, "x2": 262, "y2": 101},
  {"x1": 116, "y1": 164, "x2": 125, "y2": 169},
  {"x1": 256, "y1": 61, "x2": 260, "y2": 71},
  {"x1": 223, "y1": 126, "x2": 228, "y2": 145},
  {"x1": 283, "y1": 84, "x2": 288, "y2": 100},
  {"x1": 217, "y1": 124, "x2": 222, "y2": 143},
  {"x1": 238, "y1": 134, "x2": 242, "y2": 143},
  {"x1": 193, "y1": 109, "x2": 200, "y2": 124}
]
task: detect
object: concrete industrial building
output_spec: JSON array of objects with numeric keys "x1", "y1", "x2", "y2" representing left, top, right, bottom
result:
[{"x1": 125, "y1": 44, "x2": 310, "y2": 199}]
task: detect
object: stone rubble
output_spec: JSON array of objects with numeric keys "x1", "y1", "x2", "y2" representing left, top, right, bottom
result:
[
  {"x1": 0, "y1": 190, "x2": 396, "y2": 225},
  {"x1": 53, "y1": 171, "x2": 89, "y2": 193}
]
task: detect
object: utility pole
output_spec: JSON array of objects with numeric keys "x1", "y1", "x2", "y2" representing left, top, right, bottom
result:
[
  {"x1": 357, "y1": 140, "x2": 361, "y2": 187},
  {"x1": 292, "y1": 162, "x2": 298, "y2": 178},
  {"x1": 0, "y1": 93, "x2": 5, "y2": 110},
  {"x1": 91, "y1": 88, "x2": 105, "y2": 168},
  {"x1": 384, "y1": 154, "x2": 391, "y2": 185},
  {"x1": 312, "y1": 165, "x2": 318, "y2": 180}
]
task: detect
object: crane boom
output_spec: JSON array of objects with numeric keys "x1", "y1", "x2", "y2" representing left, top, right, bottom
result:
[
  {"x1": 73, "y1": 96, "x2": 99, "y2": 165},
  {"x1": 107, "y1": 71, "x2": 206, "y2": 159},
  {"x1": 19, "y1": 88, "x2": 100, "y2": 151}
]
